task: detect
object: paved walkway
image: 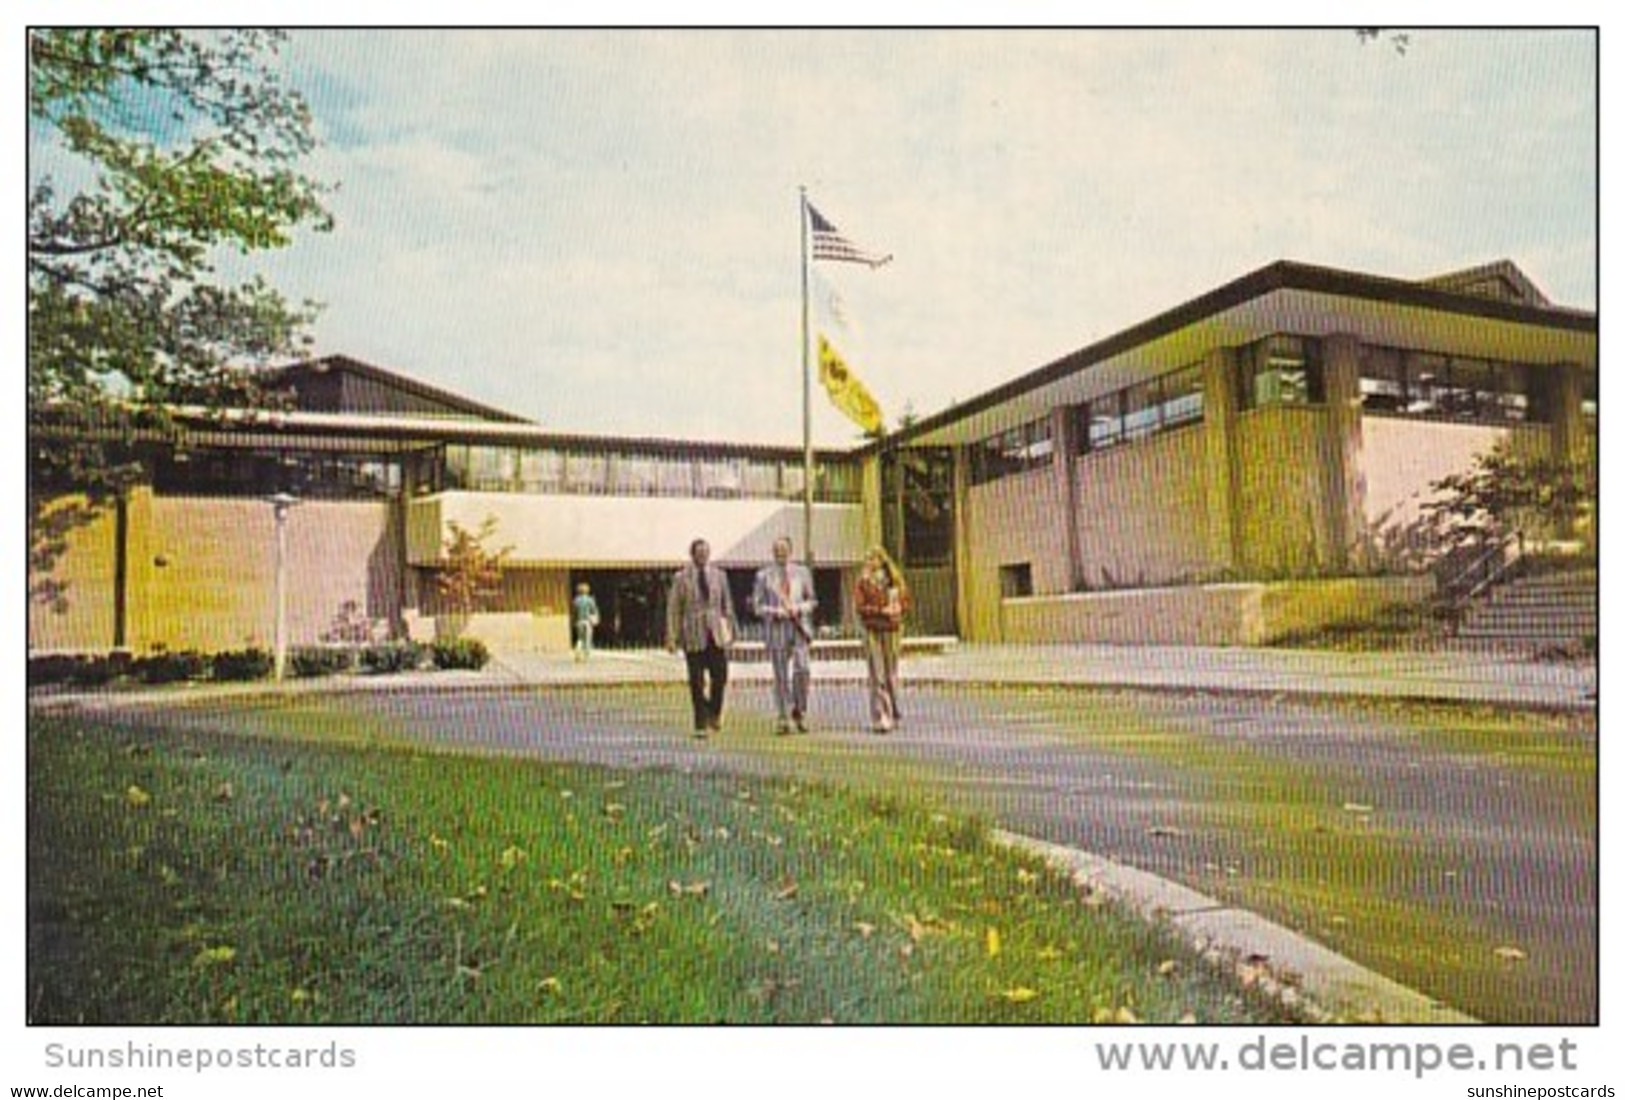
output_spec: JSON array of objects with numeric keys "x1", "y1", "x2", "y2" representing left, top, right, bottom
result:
[{"x1": 481, "y1": 642, "x2": 1597, "y2": 711}]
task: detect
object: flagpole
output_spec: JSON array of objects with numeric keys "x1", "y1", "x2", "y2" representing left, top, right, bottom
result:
[{"x1": 799, "y1": 185, "x2": 813, "y2": 565}]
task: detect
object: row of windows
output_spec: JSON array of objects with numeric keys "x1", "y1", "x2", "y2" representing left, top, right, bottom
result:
[
  {"x1": 969, "y1": 363, "x2": 1208, "y2": 485},
  {"x1": 1361, "y1": 346, "x2": 1552, "y2": 423},
  {"x1": 1085, "y1": 363, "x2": 1205, "y2": 451},
  {"x1": 968, "y1": 418, "x2": 1054, "y2": 486},
  {"x1": 154, "y1": 451, "x2": 402, "y2": 499},
  {"x1": 433, "y1": 444, "x2": 863, "y2": 503},
  {"x1": 966, "y1": 334, "x2": 1593, "y2": 487}
]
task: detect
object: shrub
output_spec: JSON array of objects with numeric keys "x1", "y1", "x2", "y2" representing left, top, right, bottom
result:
[
  {"x1": 28, "y1": 653, "x2": 129, "y2": 687},
  {"x1": 132, "y1": 650, "x2": 210, "y2": 684},
  {"x1": 359, "y1": 641, "x2": 424, "y2": 675},
  {"x1": 211, "y1": 647, "x2": 275, "y2": 682},
  {"x1": 289, "y1": 646, "x2": 355, "y2": 678},
  {"x1": 431, "y1": 637, "x2": 489, "y2": 671}
]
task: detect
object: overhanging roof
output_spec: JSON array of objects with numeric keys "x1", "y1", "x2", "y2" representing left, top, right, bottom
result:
[{"x1": 886, "y1": 259, "x2": 1596, "y2": 449}]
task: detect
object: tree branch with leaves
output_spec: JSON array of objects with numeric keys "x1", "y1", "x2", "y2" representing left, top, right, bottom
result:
[{"x1": 28, "y1": 29, "x2": 333, "y2": 606}]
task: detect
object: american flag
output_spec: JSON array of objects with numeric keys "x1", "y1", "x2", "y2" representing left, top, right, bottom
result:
[{"x1": 808, "y1": 203, "x2": 892, "y2": 269}]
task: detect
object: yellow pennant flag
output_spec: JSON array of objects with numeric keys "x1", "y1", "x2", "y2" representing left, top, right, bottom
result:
[{"x1": 817, "y1": 335, "x2": 884, "y2": 434}]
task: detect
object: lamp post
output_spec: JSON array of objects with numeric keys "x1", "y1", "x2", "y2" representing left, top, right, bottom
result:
[{"x1": 267, "y1": 492, "x2": 300, "y2": 681}]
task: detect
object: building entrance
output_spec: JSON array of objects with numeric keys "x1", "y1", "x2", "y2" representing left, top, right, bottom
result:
[{"x1": 569, "y1": 569, "x2": 673, "y2": 649}]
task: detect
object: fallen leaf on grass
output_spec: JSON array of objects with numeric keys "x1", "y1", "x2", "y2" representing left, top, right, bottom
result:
[
  {"x1": 125, "y1": 785, "x2": 151, "y2": 808},
  {"x1": 1157, "y1": 959, "x2": 1180, "y2": 977},
  {"x1": 1036, "y1": 946, "x2": 1064, "y2": 962},
  {"x1": 1093, "y1": 1006, "x2": 1139, "y2": 1024},
  {"x1": 999, "y1": 987, "x2": 1040, "y2": 1004},
  {"x1": 537, "y1": 977, "x2": 562, "y2": 995},
  {"x1": 1341, "y1": 802, "x2": 1375, "y2": 814},
  {"x1": 212, "y1": 783, "x2": 234, "y2": 803},
  {"x1": 192, "y1": 945, "x2": 236, "y2": 968},
  {"x1": 667, "y1": 880, "x2": 711, "y2": 897},
  {"x1": 1146, "y1": 825, "x2": 1183, "y2": 838},
  {"x1": 1494, "y1": 945, "x2": 1528, "y2": 963},
  {"x1": 985, "y1": 928, "x2": 1002, "y2": 958},
  {"x1": 774, "y1": 880, "x2": 799, "y2": 901},
  {"x1": 499, "y1": 845, "x2": 527, "y2": 870},
  {"x1": 853, "y1": 922, "x2": 877, "y2": 939}
]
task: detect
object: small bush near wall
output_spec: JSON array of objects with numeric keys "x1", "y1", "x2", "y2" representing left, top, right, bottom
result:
[
  {"x1": 211, "y1": 647, "x2": 275, "y2": 682},
  {"x1": 132, "y1": 650, "x2": 210, "y2": 684},
  {"x1": 28, "y1": 653, "x2": 132, "y2": 688},
  {"x1": 360, "y1": 641, "x2": 424, "y2": 675},
  {"x1": 289, "y1": 646, "x2": 355, "y2": 678},
  {"x1": 431, "y1": 637, "x2": 490, "y2": 671}
]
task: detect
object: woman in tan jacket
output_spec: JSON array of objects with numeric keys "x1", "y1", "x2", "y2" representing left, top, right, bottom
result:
[{"x1": 853, "y1": 546, "x2": 910, "y2": 734}]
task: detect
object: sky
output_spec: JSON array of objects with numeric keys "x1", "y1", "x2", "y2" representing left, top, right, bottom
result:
[{"x1": 196, "y1": 26, "x2": 1602, "y2": 448}]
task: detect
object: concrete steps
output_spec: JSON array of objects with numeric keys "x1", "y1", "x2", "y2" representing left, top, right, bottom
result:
[{"x1": 1453, "y1": 566, "x2": 1596, "y2": 652}]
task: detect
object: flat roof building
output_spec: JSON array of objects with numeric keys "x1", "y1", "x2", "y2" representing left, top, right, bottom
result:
[{"x1": 28, "y1": 258, "x2": 1596, "y2": 656}]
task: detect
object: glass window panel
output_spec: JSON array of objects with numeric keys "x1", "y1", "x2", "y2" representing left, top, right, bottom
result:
[
  {"x1": 1123, "y1": 380, "x2": 1160, "y2": 439},
  {"x1": 781, "y1": 462, "x2": 806, "y2": 499},
  {"x1": 1406, "y1": 354, "x2": 1449, "y2": 415},
  {"x1": 467, "y1": 446, "x2": 518, "y2": 491},
  {"x1": 1088, "y1": 392, "x2": 1123, "y2": 450},
  {"x1": 564, "y1": 451, "x2": 608, "y2": 494},
  {"x1": 696, "y1": 457, "x2": 742, "y2": 498},
  {"x1": 654, "y1": 455, "x2": 693, "y2": 496},
  {"x1": 1161, "y1": 366, "x2": 1204, "y2": 426},
  {"x1": 1360, "y1": 347, "x2": 1407, "y2": 412},
  {"x1": 516, "y1": 447, "x2": 564, "y2": 493},
  {"x1": 613, "y1": 454, "x2": 659, "y2": 495}
]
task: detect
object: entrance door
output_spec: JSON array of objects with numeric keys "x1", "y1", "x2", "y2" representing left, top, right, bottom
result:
[{"x1": 569, "y1": 569, "x2": 672, "y2": 649}]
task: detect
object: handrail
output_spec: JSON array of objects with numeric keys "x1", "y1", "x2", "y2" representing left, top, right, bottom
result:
[{"x1": 1439, "y1": 532, "x2": 1523, "y2": 604}]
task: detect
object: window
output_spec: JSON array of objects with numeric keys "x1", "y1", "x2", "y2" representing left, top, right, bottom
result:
[
  {"x1": 1244, "y1": 335, "x2": 1322, "y2": 408},
  {"x1": 999, "y1": 563, "x2": 1034, "y2": 599},
  {"x1": 516, "y1": 448, "x2": 563, "y2": 493},
  {"x1": 1122, "y1": 380, "x2": 1159, "y2": 441},
  {"x1": 1161, "y1": 365, "x2": 1204, "y2": 428},
  {"x1": 1086, "y1": 393, "x2": 1123, "y2": 452},
  {"x1": 1077, "y1": 364, "x2": 1204, "y2": 455},
  {"x1": 1359, "y1": 347, "x2": 1406, "y2": 412},
  {"x1": 564, "y1": 451, "x2": 609, "y2": 494},
  {"x1": 1360, "y1": 346, "x2": 1544, "y2": 424},
  {"x1": 696, "y1": 457, "x2": 742, "y2": 498},
  {"x1": 466, "y1": 446, "x2": 519, "y2": 491},
  {"x1": 970, "y1": 418, "x2": 1053, "y2": 485}
]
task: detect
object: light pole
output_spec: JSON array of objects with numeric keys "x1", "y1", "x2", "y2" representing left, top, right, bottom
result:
[{"x1": 267, "y1": 492, "x2": 300, "y2": 681}]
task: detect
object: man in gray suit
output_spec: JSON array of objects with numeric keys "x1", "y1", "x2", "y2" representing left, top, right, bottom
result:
[
  {"x1": 752, "y1": 536, "x2": 817, "y2": 734},
  {"x1": 666, "y1": 538, "x2": 736, "y2": 738}
]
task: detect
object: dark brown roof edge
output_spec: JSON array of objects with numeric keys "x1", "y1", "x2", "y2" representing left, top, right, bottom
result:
[
  {"x1": 870, "y1": 259, "x2": 1596, "y2": 453},
  {"x1": 270, "y1": 354, "x2": 535, "y2": 424}
]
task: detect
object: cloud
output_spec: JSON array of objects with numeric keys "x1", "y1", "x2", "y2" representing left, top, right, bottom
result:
[{"x1": 258, "y1": 28, "x2": 1594, "y2": 445}]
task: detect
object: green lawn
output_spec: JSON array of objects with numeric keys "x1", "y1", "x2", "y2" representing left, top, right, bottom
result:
[{"x1": 27, "y1": 714, "x2": 1298, "y2": 1025}]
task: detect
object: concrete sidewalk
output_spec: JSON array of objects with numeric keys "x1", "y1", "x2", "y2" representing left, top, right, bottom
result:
[
  {"x1": 483, "y1": 642, "x2": 1596, "y2": 711},
  {"x1": 30, "y1": 642, "x2": 1595, "y2": 714}
]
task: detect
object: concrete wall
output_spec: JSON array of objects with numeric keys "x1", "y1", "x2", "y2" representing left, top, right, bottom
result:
[
  {"x1": 30, "y1": 490, "x2": 401, "y2": 654},
  {"x1": 407, "y1": 492, "x2": 866, "y2": 568},
  {"x1": 130, "y1": 496, "x2": 400, "y2": 653},
  {"x1": 1359, "y1": 417, "x2": 1547, "y2": 541},
  {"x1": 1001, "y1": 575, "x2": 1436, "y2": 646},
  {"x1": 1233, "y1": 406, "x2": 1336, "y2": 577},
  {"x1": 1071, "y1": 423, "x2": 1212, "y2": 588},
  {"x1": 28, "y1": 495, "x2": 120, "y2": 652},
  {"x1": 961, "y1": 465, "x2": 1067, "y2": 641}
]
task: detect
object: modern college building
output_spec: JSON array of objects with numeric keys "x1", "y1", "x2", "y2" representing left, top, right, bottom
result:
[{"x1": 28, "y1": 258, "x2": 1596, "y2": 656}]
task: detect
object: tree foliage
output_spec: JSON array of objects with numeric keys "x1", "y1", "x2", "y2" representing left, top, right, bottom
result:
[
  {"x1": 28, "y1": 29, "x2": 333, "y2": 598},
  {"x1": 436, "y1": 518, "x2": 514, "y2": 616},
  {"x1": 1422, "y1": 442, "x2": 1596, "y2": 550}
]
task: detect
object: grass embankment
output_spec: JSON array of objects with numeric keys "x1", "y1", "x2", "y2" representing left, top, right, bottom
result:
[{"x1": 28, "y1": 714, "x2": 1297, "y2": 1025}]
